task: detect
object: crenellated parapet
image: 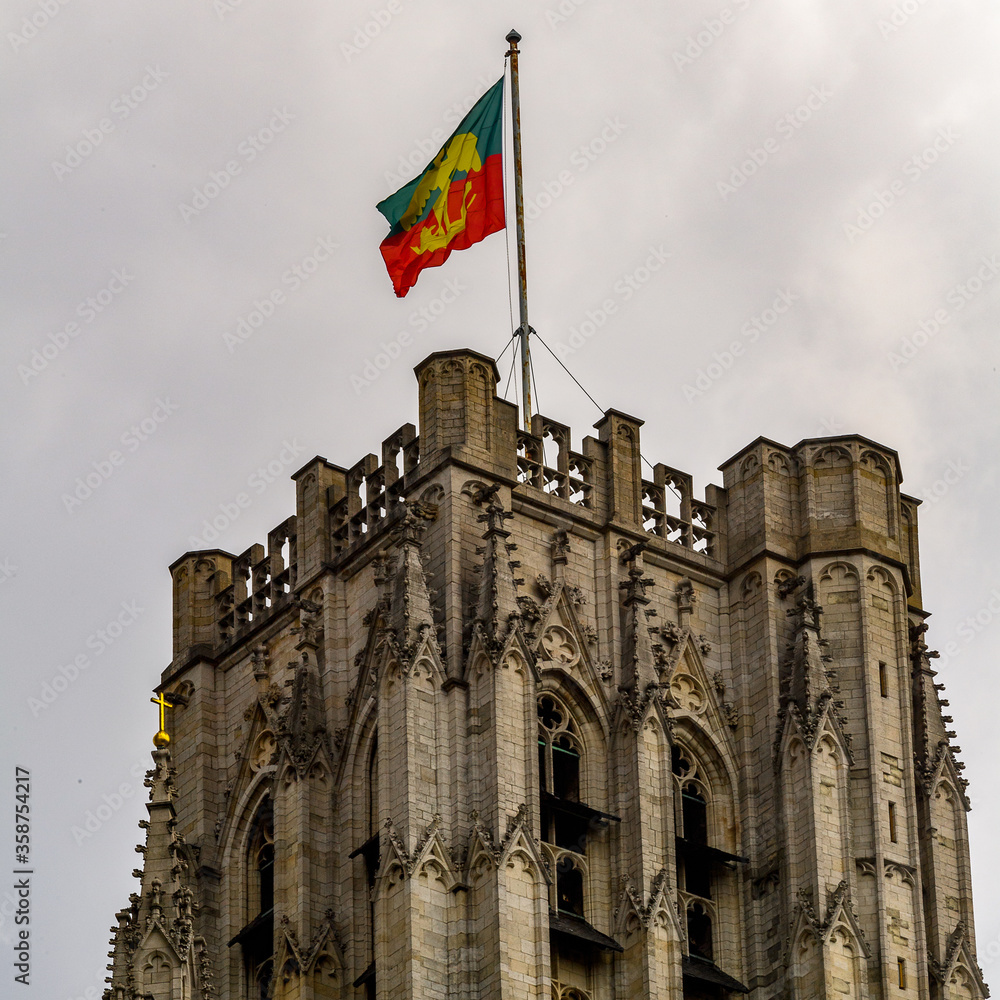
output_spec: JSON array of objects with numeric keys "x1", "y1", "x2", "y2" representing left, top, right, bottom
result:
[{"x1": 167, "y1": 349, "x2": 727, "y2": 673}]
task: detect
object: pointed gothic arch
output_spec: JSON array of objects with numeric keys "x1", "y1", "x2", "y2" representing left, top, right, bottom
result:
[
  {"x1": 343, "y1": 703, "x2": 380, "y2": 999},
  {"x1": 670, "y1": 722, "x2": 740, "y2": 857},
  {"x1": 226, "y1": 793, "x2": 275, "y2": 1000},
  {"x1": 534, "y1": 684, "x2": 616, "y2": 998},
  {"x1": 670, "y1": 723, "x2": 745, "y2": 982},
  {"x1": 535, "y1": 682, "x2": 610, "y2": 819}
]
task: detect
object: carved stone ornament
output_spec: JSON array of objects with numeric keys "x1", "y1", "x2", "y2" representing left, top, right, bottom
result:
[
  {"x1": 540, "y1": 625, "x2": 579, "y2": 667},
  {"x1": 660, "y1": 621, "x2": 683, "y2": 646},
  {"x1": 777, "y1": 573, "x2": 807, "y2": 599},
  {"x1": 250, "y1": 731, "x2": 277, "y2": 771},
  {"x1": 669, "y1": 672, "x2": 706, "y2": 715}
]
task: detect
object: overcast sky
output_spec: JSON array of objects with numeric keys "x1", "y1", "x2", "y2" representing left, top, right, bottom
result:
[{"x1": 2, "y1": 1, "x2": 999, "y2": 996}]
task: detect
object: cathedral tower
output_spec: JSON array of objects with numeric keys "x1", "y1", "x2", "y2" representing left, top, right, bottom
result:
[{"x1": 104, "y1": 348, "x2": 988, "y2": 1000}]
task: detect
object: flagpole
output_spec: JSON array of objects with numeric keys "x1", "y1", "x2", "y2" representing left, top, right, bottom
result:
[{"x1": 506, "y1": 29, "x2": 532, "y2": 431}]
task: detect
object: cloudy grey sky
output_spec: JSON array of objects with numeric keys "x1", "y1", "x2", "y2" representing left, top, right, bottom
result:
[{"x1": 2, "y1": 0, "x2": 999, "y2": 995}]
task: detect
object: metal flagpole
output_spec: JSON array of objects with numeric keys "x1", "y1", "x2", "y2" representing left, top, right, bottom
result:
[{"x1": 506, "y1": 29, "x2": 532, "y2": 431}]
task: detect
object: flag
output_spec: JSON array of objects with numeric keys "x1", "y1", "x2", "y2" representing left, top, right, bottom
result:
[{"x1": 377, "y1": 77, "x2": 505, "y2": 297}]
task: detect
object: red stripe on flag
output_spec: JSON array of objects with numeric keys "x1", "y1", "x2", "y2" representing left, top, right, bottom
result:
[{"x1": 379, "y1": 154, "x2": 504, "y2": 298}]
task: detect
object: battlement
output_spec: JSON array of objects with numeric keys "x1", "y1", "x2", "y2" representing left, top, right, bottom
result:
[{"x1": 167, "y1": 348, "x2": 921, "y2": 667}]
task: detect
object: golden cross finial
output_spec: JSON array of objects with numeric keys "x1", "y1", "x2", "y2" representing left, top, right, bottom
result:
[{"x1": 151, "y1": 691, "x2": 174, "y2": 748}]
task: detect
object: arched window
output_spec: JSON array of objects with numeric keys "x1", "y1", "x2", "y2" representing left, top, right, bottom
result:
[
  {"x1": 687, "y1": 901, "x2": 713, "y2": 961},
  {"x1": 257, "y1": 842, "x2": 274, "y2": 915},
  {"x1": 247, "y1": 801, "x2": 274, "y2": 919},
  {"x1": 674, "y1": 745, "x2": 714, "y2": 898},
  {"x1": 254, "y1": 960, "x2": 273, "y2": 1000},
  {"x1": 349, "y1": 733, "x2": 379, "y2": 1000},
  {"x1": 538, "y1": 695, "x2": 581, "y2": 802},
  {"x1": 556, "y1": 858, "x2": 585, "y2": 917},
  {"x1": 537, "y1": 689, "x2": 621, "y2": 995},
  {"x1": 682, "y1": 784, "x2": 708, "y2": 847},
  {"x1": 538, "y1": 695, "x2": 587, "y2": 852},
  {"x1": 672, "y1": 739, "x2": 748, "y2": 992},
  {"x1": 233, "y1": 799, "x2": 274, "y2": 1000}
]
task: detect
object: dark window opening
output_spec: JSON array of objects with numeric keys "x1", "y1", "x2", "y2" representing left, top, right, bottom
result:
[
  {"x1": 879, "y1": 661, "x2": 889, "y2": 698},
  {"x1": 255, "y1": 960, "x2": 273, "y2": 1000},
  {"x1": 231, "y1": 799, "x2": 276, "y2": 999},
  {"x1": 552, "y1": 738, "x2": 580, "y2": 802},
  {"x1": 368, "y1": 737, "x2": 379, "y2": 835},
  {"x1": 366, "y1": 736, "x2": 379, "y2": 981},
  {"x1": 554, "y1": 810, "x2": 590, "y2": 854},
  {"x1": 257, "y1": 844, "x2": 274, "y2": 916},
  {"x1": 556, "y1": 859, "x2": 584, "y2": 918},
  {"x1": 682, "y1": 786, "x2": 708, "y2": 846},
  {"x1": 687, "y1": 904, "x2": 713, "y2": 961},
  {"x1": 888, "y1": 802, "x2": 898, "y2": 843},
  {"x1": 538, "y1": 695, "x2": 564, "y2": 731},
  {"x1": 684, "y1": 859, "x2": 712, "y2": 899},
  {"x1": 681, "y1": 782, "x2": 712, "y2": 898}
]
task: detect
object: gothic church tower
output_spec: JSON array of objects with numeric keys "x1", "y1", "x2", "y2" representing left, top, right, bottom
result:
[{"x1": 104, "y1": 348, "x2": 988, "y2": 1000}]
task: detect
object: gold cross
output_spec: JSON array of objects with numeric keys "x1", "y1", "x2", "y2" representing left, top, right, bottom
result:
[{"x1": 151, "y1": 691, "x2": 174, "y2": 748}]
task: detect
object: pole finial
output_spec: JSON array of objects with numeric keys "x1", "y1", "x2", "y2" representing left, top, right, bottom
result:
[
  {"x1": 506, "y1": 29, "x2": 521, "y2": 46},
  {"x1": 151, "y1": 691, "x2": 174, "y2": 749}
]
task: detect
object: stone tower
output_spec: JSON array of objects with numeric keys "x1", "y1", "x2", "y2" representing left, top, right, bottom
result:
[{"x1": 104, "y1": 348, "x2": 988, "y2": 1000}]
